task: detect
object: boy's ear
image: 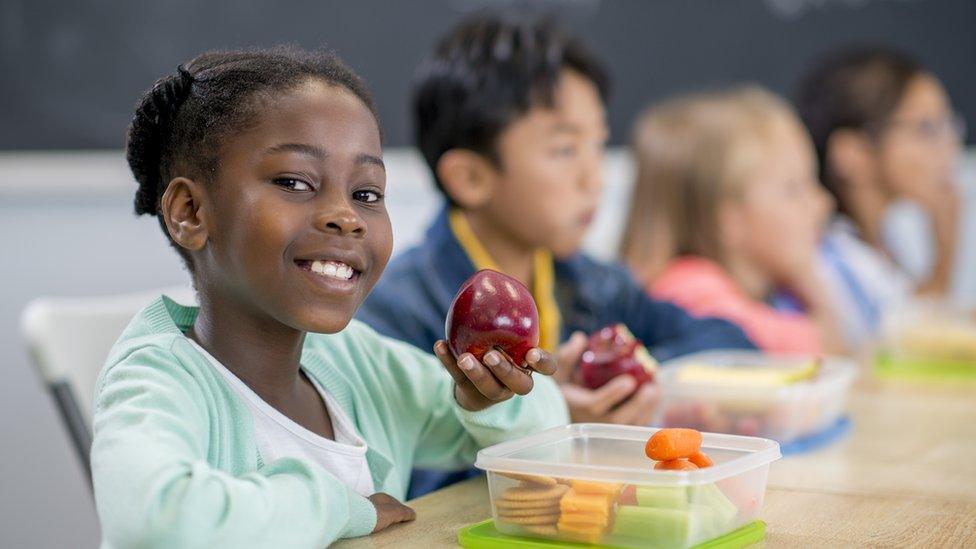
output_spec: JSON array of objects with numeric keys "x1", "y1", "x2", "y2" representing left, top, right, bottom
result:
[
  {"x1": 160, "y1": 177, "x2": 210, "y2": 252},
  {"x1": 436, "y1": 149, "x2": 499, "y2": 209},
  {"x1": 826, "y1": 129, "x2": 875, "y2": 190}
]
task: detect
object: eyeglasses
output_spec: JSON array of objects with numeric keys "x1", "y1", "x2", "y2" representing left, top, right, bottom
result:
[{"x1": 870, "y1": 112, "x2": 967, "y2": 144}]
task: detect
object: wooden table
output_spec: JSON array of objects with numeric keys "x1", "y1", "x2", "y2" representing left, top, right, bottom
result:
[
  {"x1": 338, "y1": 375, "x2": 976, "y2": 548},
  {"x1": 767, "y1": 377, "x2": 976, "y2": 501}
]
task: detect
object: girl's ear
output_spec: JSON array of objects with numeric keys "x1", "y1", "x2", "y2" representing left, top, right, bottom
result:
[
  {"x1": 826, "y1": 129, "x2": 876, "y2": 190},
  {"x1": 436, "y1": 149, "x2": 499, "y2": 209},
  {"x1": 160, "y1": 177, "x2": 210, "y2": 252}
]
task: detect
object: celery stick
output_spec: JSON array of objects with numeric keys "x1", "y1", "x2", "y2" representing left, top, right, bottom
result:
[
  {"x1": 636, "y1": 485, "x2": 689, "y2": 509},
  {"x1": 611, "y1": 505, "x2": 689, "y2": 546},
  {"x1": 690, "y1": 484, "x2": 738, "y2": 529}
]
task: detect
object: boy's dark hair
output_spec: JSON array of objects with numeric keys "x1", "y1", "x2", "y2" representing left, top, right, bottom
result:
[
  {"x1": 412, "y1": 13, "x2": 610, "y2": 204},
  {"x1": 794, "y1": 46, "x2": 923, "y2": 214},
  {"x1": 126, "y1": 45, "x2": 378, "y2": 268}
]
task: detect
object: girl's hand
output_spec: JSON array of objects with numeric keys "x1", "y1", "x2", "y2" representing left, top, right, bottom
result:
[
  {"x1": 433, "y1": 340, "x2": 558, "y2": 412},
  {"x1": 369, "y1": 493, "x2": 416, "y2": 533}
]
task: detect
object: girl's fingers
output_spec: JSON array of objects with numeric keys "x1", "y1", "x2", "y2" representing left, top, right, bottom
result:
[
  {"x1": 524, "y1": 348, "x2": 558, "y2": 376},
  {"x1": 457, "y1": 352, "x2": 512, "y2": 401},
  {"x1": 433, "y1": 340, "x2": 472, "y2": 388},
  {"x1": 483, "y1": 350, "x2": 534, "y2": 396}
]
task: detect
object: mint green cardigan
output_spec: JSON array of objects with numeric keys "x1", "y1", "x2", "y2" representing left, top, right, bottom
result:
[{"x1": 91, "y1": 296, "x2": 569, "y2": 548}]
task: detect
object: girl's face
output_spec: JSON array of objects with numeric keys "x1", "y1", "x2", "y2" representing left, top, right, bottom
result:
[
  {"x1": 874, "y1": 74, "x2": 961, "y2": 202},
  {"x1": 197, "y1": 80, "x2": 392, "y2": 334},
  {"x1": 724, "y1": 121, "x2": 833, "y2": 283}
]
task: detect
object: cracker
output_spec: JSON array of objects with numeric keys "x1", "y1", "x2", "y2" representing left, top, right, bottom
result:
[
  {"x1": 501, "y1": 483, "x2": 569, "y2": 501},
  {"x1": 497, "y1": 471, "x2": 558, "y2": 486},
  {"x1": 497, "y1": 512, "x2": 561, "y2": 525},
  {"x1": 494, "y1": 498, "x2": 563, "y2": 511},
  {"x1": 496, "y1": 505, "x2": 561, "y2": 517},
  {"x1": 522, "y1": 524, "x2": 559, "y2": 536}
]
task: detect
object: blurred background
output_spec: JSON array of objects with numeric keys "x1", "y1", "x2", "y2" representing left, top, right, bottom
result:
[{"x1": 1, "y1": 0, "x2": 973, "y2": 546}]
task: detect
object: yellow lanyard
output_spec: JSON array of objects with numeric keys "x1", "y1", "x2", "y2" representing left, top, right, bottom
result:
[{"x1": 448, "y1": 210, "x2": 561, "y2": 354}]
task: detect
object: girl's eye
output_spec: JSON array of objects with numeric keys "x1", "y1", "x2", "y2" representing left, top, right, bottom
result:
[
  {"x1": 550, "y1": 145, "x2": 579, "y2": 158},
  {"x1": 353, "y1": 189, "x2": 383, "y2": 203},
  {"x1": 274, "y1": 178, "x2": 313, "y2": 192}
]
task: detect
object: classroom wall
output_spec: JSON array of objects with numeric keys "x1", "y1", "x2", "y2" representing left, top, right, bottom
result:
[
  {"x1": 2, "y1": 147, "x2": 975, "y2": 548},
  {"x1": 3, "y1": 0, "x2": 975, "y2": 150}
]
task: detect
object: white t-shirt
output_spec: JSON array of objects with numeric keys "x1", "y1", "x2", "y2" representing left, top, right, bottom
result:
[
  {"x1": 820, "y1": 216, "x2": 914, "y2": 350},
  {"x1": 188, "y1": 339, "x2": 375, "y2": 497}
]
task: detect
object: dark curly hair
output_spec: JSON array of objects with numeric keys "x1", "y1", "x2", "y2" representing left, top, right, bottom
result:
[
  {"x1": 125, "y1": 45, "x2": 379, "y2": 267},
  {"x1": 794, "y1": 47, "x2": 923, "y2": 215},
  {"x1": 412, "y1": 13, "x2": 610, "y2": 205}
]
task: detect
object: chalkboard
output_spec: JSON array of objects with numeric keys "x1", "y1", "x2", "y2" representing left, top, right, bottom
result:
[{"x1": 1, "y1": 0, "x2": 973, "y2": 150}]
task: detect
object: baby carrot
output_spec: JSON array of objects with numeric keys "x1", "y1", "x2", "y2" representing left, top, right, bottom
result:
[
  {"x1": 645, "y1": 428, "x2": 703, "y2": 461},
  {"x1": 688, "y1": 450, "x2": 713, "y2": 468},
  {"x1": 654, "y1": 459, "x2": 699, "y2": 471}
]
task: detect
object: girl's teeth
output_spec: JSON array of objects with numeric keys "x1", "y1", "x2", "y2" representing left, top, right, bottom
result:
[{"x1": 309, "y1": 260, "x2": 354, "y2": 280}]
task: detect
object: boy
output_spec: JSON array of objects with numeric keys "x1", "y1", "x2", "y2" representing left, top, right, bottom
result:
[{"x1": 357, "y1": 14, "x2": 754, "y2": 497}]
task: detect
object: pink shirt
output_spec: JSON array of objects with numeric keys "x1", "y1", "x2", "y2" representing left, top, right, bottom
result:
[{"x1": 650, "y1": 257, "x2": 822, "y2": 354}]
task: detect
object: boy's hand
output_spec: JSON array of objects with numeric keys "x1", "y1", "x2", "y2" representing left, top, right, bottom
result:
[
  {"x1": 552, "y1": 331, "x2": 588, "y2": 384},
  {"x1": 433, "y1": 340, "x2": 558, "y2": 412},
  {"x1": 369, "y1": 493, "x2": 416, "y2": 533},
  {"x1": 553, "y1": 330, "x2": 660, "y2": 426},
  {"x1": 561, "y1": 379, "x2": 660, "y2": 425}
]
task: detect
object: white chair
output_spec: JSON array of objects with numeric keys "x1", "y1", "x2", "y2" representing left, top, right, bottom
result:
[{"x1": 20, "y1": 286, "x2": 195, "y2": 483}]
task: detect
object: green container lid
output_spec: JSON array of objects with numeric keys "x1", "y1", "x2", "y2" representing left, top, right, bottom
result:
[
  {"x1": 876, "y1": 352, "x2": 976, "y2": 381},
  {"x1": 457, "y1": 519, "x2": 765, "y2": 549}
]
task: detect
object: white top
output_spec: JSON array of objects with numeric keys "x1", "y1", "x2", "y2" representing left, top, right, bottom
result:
[
  {"x1": 881, "y1": 199, "x2": 934, "y2": 283},
  {"x1": 820, "y1": 216, "x2": 914, "y2": 350},
  {"x1": 188, "y1": 339, "x2": 375, "y2": 497}
]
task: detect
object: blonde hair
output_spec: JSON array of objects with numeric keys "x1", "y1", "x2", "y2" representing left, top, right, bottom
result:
[{"x1": 619, "y1": 86, "x2": 812, "y2": 282}]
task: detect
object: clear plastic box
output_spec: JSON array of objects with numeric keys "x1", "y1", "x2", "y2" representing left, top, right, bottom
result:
[
  {"x1": 654, "y1": 351, "x2": 856, "y2": 443},
  {"x1": 474, "y1": 423, "x2": 780, "y2": 548},
  {"x1": 877, "y1": 300, "x2": 976, "y2": 380}
]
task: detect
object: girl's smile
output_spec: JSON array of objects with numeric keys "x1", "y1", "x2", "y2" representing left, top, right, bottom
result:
[{"x1": 295, "y1": 258, "x2": 364, "y2": 294}]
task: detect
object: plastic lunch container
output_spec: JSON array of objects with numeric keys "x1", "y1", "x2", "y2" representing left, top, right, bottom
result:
[
  {"x1": 654, "y1": 351, "x2": 857, "y2": 444},
  {"x1": 473, "y1": 424, "x2": 780, "y2": 548},
  {"x1": 876, "y1": 300, "x2": 976, "y2": 380}
]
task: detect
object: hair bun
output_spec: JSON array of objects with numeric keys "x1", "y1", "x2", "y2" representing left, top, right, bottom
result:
[
  {"x1": 151, "y1": 65, "x2": 195, "y2": 128},
  {"x1": 128, "y1": 65, "x2": 196, "y2": 216}
]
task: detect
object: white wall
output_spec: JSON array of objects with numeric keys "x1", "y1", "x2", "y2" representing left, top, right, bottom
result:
[{"x1": 1, "y1": 147, "x2": 973, "y2": 547}]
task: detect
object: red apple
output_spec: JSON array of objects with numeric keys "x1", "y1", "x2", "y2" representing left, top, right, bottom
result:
[
  {"x1": 579, "y1": 324, "x2": 657, "y2": 390},
  {"x1": 445, "y1": 269, "x2": 540, "y2": 366}
]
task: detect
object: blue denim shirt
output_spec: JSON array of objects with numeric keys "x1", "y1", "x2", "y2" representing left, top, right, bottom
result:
[{"x1": 357, "y1": 208, "x2": 756, "y2": 497}]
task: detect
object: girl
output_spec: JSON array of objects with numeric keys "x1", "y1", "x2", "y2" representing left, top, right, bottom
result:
[
  {"x1": 92, "y1": 47, "x2": 566, "y2": 548},
  {"x1": 795, "y1": 47, "x2": 965, "y2": 348},
  {"x1": 620, "y1": 87, "x2": 844, "y2": 355}
]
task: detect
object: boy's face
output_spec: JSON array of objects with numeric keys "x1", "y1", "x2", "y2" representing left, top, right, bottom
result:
[
  {"x1": 193, "y1": 80, "x2": 392, "y2": 334},
  {"x1": 485, "y1": 69, "x2": 608, "y2": 257}
]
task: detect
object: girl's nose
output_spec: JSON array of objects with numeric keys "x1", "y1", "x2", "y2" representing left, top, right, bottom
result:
[{"x1": 314, "y1": 200, "x2": 366, "y2": 237}]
